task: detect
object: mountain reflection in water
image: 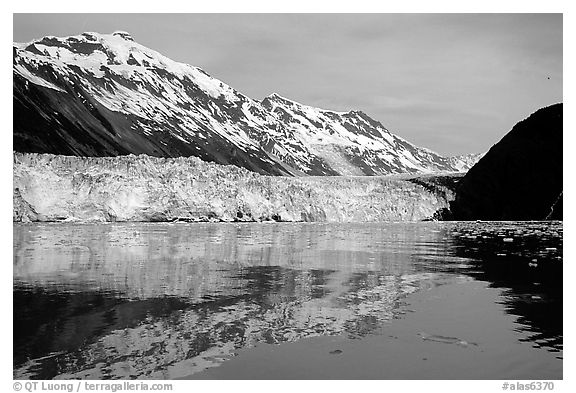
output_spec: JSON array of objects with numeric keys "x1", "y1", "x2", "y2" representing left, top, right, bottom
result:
[{"x1": 13, "y1": 222, "x2": 562, "y2": 379}]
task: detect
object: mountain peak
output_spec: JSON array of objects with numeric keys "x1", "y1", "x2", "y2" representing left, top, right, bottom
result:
[
  {"x1": 112, "y1": 31, "x2": 134, "y2": 41},
  {"x1": 266, "y1": 92, "x2": 293, "y2": 102},
  {"x1": 264, "y1": 92, "x2": 345, "y2": 114}
]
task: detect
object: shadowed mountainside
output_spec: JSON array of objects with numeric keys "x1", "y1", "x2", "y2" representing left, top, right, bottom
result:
[{"x1": 450, "y1": 104, "x2": 562, "y2": 221}]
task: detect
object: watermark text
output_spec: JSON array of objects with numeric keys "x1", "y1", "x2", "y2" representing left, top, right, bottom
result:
[
  {"x1": 13, "y1": 381, "x2": 173, "y2": 393},
  {"x1": 502, "y1": 381, "x2": 555, "y2": 391}
]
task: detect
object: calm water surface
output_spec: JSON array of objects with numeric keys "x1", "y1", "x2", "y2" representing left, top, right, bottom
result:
[{"x1": 13, "y1": 222, "x2": 562, "y2": 379}]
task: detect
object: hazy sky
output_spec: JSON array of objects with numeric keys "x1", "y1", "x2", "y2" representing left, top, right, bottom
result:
[{"x1": 13, "y1": 13, "x2": 562, "y2": 155}]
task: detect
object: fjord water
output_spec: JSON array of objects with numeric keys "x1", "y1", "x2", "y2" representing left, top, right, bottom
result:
[{"x1": 13, "y1": 222, "x2": 562, "y2": 380}]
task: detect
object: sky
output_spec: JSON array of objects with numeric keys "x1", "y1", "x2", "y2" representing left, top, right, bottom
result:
[{"x1": 13, "y1": 13, "x2": 563, "y2": 156}]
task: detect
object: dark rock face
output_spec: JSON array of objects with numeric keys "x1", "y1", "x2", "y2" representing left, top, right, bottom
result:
[{"x1": 451, "y1": 103, "x2": 562, "y2": 220}]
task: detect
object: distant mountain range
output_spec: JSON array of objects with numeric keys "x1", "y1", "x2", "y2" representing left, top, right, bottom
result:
[{"x1": 13, "y1": 31, "x2": 481, "y2": 176}]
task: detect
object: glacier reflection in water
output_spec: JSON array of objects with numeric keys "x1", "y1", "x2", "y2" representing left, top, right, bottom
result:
[{"x1": 13, "y1": 222, "x2": 562, "y2": 379}]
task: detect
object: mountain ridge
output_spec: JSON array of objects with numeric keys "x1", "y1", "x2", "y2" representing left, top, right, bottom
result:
[{"x1": 13, "y1": 31, "x2": 481, "y2": 176}]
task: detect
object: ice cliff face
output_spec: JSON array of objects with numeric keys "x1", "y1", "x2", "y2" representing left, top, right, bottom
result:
[
  {"x1": 13, "y1": 153, "x2": 462, "y2": 223},
  {"x1": 14, "y1": 32, "x2": 479, "y2": 176}
]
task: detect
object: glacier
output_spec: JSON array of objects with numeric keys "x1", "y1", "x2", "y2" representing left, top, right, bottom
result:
[{"x1": 13, "y1": 153, "x2": 462, "y2": 223}]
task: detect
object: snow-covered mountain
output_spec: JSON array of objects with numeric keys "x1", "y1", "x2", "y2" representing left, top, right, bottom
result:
[{"x1": 13, "y1": 31, "x2": 479, "y2": 176}]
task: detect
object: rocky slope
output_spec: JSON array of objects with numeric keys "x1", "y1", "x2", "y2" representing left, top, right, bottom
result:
[
  {"x1": 450, "y1": 104, "x2": 562, "y2": 220},
  {"x1": 13, "y1": 153, "x2": 462, "y2": 223},
  {"x1": 14, "y1": 31, "x2": 479, "y2": 176}
]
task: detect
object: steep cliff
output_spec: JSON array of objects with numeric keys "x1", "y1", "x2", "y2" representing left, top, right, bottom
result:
[
  {"x1": 13, "y1": 153, "x2": 461, "y2": 223},
  {"x1": 450, "y1": 104, "x2": 562, "y2": 220}
]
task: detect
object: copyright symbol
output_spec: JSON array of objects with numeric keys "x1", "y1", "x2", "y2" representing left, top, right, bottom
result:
[{"x1": 13, "y1": 382, "x2": 22, "y2": 391}]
